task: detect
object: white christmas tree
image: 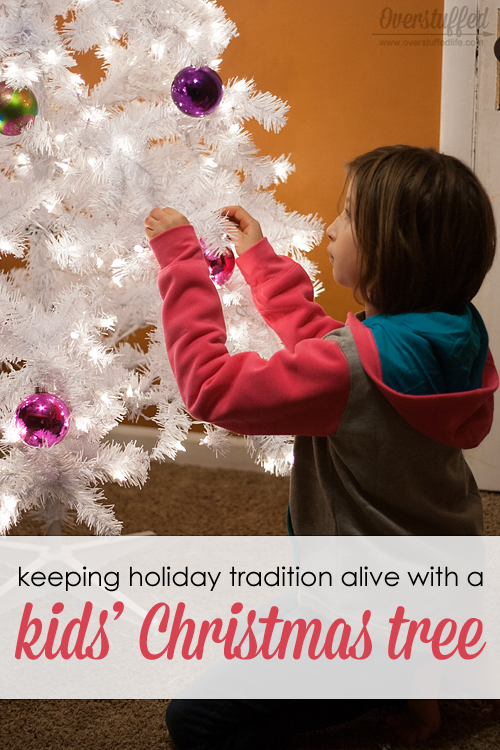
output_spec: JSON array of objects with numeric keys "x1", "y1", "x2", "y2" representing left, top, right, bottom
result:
[{"x1": 0, "y1": 0, "x2": 324, "y2": 536}]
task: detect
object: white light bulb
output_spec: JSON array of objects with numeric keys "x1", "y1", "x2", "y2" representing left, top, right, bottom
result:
[
  {"x1": 1, "y1": 494, "x2": 18, "y2": 512},
  {"x1": 74, "y1": 417, "x2": 90, "y2": 432},
  {"x1": 0, "y1": 239, "x2": 14, "y2": 253},
  {"x1": 4, "y1": 424, "x2": 22, "y2": 443},
  {"x1": 151, "y1": 42, "x2": 165, "y2": 59}
]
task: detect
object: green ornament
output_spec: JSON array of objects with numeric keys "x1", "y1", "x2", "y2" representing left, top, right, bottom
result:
[{"x1": 0, "y1": 82, "x2": 38, "y2": 136}]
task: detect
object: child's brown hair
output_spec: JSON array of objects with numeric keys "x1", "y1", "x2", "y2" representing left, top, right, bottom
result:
[{"x1": 342, "y1": 145, "x2": 496, "y2": 314}]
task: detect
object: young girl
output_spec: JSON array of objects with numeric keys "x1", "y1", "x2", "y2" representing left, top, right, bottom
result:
[{"x1": 144, "y1": 145, "x2": 498, "y2": 748}]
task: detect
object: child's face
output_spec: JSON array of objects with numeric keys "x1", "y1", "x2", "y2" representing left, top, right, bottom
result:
[{"x1": 326, "y1": 182, "x2": 360, "y2": 292}]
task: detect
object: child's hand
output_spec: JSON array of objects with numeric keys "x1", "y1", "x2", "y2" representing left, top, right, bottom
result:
[
  {"x1": 144, "y1": 207, "x2": 190, "y2": 240},
  {"x1": 220, "y1": 206, "x2": 263, "y2": 255}
]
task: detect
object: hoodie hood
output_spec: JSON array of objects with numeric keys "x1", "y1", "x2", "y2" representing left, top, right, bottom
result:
[
  {"x1": 347, "y1": 308, "x2": 498, "y2": 449},
  {"x1": 362, "y1": 305, "x2": 488, "y2": 395}
]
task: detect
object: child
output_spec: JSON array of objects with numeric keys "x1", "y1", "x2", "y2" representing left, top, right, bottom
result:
[{"x1": 144, "y1": 145, "x2": 498, "y2": 748}]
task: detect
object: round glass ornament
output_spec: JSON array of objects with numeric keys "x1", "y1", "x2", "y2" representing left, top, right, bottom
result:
[
  {"x1": 15, "y1": 392, "x2": 71, "y2": 447},
  {"x1": 0, "y1": 82, "x2": 38, "y2": 136},
  {"x1": 171, "y1": 67, "x2": 223, "y2": 117},
  {"x1": 201, "y1": 240, "x2": 235, "y2": 286}
]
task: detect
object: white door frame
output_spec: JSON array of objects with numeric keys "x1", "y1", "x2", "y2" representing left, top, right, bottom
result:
[
  {"x1": 439, "y1": 1, "x2": 478, "y2": 166},
  {"x1": 440, "y1": 0, "x2": 500, "y2": 490}
]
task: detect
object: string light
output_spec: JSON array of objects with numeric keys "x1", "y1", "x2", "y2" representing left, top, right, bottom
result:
[
  {"x1": 74, "y1": 416, "x2": 91, "y2": 432},
  {"x1": 89, "y1": 347, "x2": 105, "y2": 364},
  {"x1": 1, "y1": 494, "x2": 17, "y2": 511},
  {"x1": 3, "y1": 423, "x2": 22, "y2": 444},
  {"x1": 43, "y1": 198, "x2": 60, "y2": 213},
  {"x1": 0, "y1": 239, "x2": 14, "y2": 253},
  {"x1": 151, "y1": 42, "x2": 165, "y2": 59}
]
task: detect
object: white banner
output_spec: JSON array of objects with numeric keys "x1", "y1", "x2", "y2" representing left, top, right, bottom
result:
[{"x1": 0, "y1": 536, "x2": 498, "y2": 699}]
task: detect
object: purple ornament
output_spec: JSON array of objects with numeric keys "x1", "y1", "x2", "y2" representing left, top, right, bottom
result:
[
  {"x1": 171, "y1": 67, "x2": 223, "y2": 117},
  {"x1": 15, "y1": 392, "x2": 71, "y2": 447},
  {"x1": 201, "y1": 240, "x2": 235, "y2": 286}
]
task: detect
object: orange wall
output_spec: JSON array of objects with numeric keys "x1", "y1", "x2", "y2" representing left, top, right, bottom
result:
[{"x1": 217, "y1": 0, "x2": 444, "y2": 319}]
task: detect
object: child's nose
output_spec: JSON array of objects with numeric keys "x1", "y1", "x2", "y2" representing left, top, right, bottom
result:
[{"x1": 326, "y1": 220, "x2": 337, "y2": 241}]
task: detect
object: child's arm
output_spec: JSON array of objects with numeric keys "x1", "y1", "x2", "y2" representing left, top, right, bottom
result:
[
  {"x1": 238, "y1": 239, "x2": 342, "y2": 351},
  {"x1": 223, "y1": 206, "x2": 343, "y2": 350},
  {"x1": 145, "y1": 213, "x2": 351, "y2": 437}
]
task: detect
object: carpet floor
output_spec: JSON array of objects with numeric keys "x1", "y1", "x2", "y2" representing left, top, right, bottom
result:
[{"x1": 2, "y1": 460, "x2": 500, "y2": 750}]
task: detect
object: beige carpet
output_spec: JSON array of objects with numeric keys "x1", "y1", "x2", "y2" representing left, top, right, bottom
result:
[{"x1": 2, "y1": 461, "x2": 500, "y2": 750}]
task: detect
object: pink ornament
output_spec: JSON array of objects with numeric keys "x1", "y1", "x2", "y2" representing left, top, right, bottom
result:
[
  {"x1": 201, "y1": 240, "x2": 235, "y2": 286},
  {"x1": 15, "y1": 392, "x2": 71, "y2": 447},
  {"x1": 2, "y1": 114, "x2": 35, "y2": 136}
]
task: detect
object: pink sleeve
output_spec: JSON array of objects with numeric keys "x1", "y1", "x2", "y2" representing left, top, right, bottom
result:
[
  {"x1": 237, "y1": 238, "x2": 344, "y2": 351},
  {"x1": 150, "y1": 225, "x2": 350, "y2": 436}
]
